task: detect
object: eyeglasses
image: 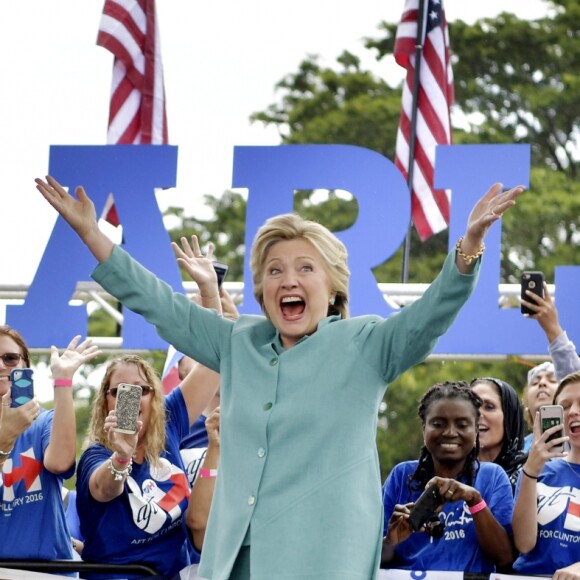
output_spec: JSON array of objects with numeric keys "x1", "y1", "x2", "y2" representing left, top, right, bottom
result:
[
  {"x1": 106, "y1": 385, "x2": 154, "y2": 398},
  {"x1": 0, "y1": 353, "x2": 23, "y2": 367}
]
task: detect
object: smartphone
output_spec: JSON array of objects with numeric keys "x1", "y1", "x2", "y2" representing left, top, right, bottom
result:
[
  {"x1": 114, "y1": 383, "x2": 142, "y2": 434},
  {"x1": 407, "y1": 485, "x2": 442, "y2": 532},
  {"x1": 521, "y1": 271, "x2": 545, "y2": 314},
  {"x1": 10, "y1": 368, "x2": 34, "y2": 408},
  {"x1": 540, "y1": 404, "x2": 564, "y2": 452},
  {"x1": 213, "y1": 260, "x2": 229, "y2": 291}
]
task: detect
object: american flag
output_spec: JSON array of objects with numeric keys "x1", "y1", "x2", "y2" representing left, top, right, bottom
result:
[
  {"x1": 394, "y1": 0, "x2": 454, "y2": 241},
  {"x1": 97, "y1": 0, "x2": 169, "y2": 225}
]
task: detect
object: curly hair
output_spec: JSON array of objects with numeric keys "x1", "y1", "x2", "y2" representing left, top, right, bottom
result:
[
  {"x1": 250, "y1": 213, "x2": 350, "y2": 319},
  {"x1": 408, "y1": 381, "x2": 482, "y2": 496},
  {"x1": 87, "y1": 355, "x2": 167, "y2": 467},
  {"x1": 0, "y1": 325, "x2": 30, "y2": 368}
]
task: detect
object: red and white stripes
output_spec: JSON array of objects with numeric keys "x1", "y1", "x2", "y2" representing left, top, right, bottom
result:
[{"x1": 394, "y1": 0, "x2": 454, "y2": 240}]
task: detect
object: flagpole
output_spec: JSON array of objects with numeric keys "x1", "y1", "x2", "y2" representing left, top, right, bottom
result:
[{"x1": 401, "y1": 0, "x2": 428, "y2": 283}]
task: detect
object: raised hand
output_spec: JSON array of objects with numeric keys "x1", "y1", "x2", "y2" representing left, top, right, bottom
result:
[
  {"x1": 35, "y1": 176, "x2": 114, "y2": 263},
  {"x1": 172, "y1": 235, "x2": 218, "y2": 289},
  {"x1": 50, "y1": 335, "x2": 102, "y2": 380}
]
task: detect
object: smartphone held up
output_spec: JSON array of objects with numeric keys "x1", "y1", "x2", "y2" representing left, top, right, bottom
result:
[
  {"x1": 540, "y1": 404, "x2": 565, "y2": 453},
  {"x1": 114, "y1": 383, "x2": 142, "y2": 434},
  {"x1": 521, "y1": 271, "x2": 545, "y2": 315},
  {"x1": 213, "y1": 260, "x2": 229, "y2": 291},
  {"x1": 10, "y1": 368, "x2": 34, "y2": 407}
]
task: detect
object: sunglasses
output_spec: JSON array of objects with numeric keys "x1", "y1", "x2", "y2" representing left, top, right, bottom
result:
[
  {"x1": 106, "y1": 385, "x2": 154, "y2": 398},
  {"x1": 0, "y1": 353, "x2": 23, "y2": 367}
]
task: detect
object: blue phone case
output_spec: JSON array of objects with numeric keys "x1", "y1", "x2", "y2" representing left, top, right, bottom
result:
[{"x1": 10, "y1": 368, "x2": 34, "y2": 407}]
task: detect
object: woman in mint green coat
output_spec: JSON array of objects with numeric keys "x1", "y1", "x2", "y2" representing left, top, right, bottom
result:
[{"x1": 36, "y1": 176, "x2": 523, "y2": 580}]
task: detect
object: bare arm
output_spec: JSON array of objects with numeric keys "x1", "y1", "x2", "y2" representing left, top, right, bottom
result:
[
  {"x1": 44, "y1": 336, "x2": 101, "y2": 473},
  {"x1": 88, "y1": 412, "x2": 141, "y2": 502},
  {"x1": 186, "y1": 407, "x2": 220, "y2": 551},
  {"x1": 455, "y1": 183, "x2": 525, "y2": 274},
  {"x1": 513, "y1": 413, "x2": 568, "y2": 553}
]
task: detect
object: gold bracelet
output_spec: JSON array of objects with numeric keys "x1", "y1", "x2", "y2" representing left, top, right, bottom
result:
[{"x1": 455, "y1": 236, "x2": 485, "y2": 265}]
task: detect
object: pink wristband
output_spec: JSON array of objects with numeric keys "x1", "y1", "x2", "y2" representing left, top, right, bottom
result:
[
  {"x1": 468, "y1": 499, "x2": 487, "y2": 515},
  {"x1": 54, "y1": 379, "x2": 73, "y2": 387},
  {"x1": 113, "y1": 453, "x2": 132, "y2": 465},
  {"x1": 199, "y1": 468, "x2": 218, "y2": 479}
]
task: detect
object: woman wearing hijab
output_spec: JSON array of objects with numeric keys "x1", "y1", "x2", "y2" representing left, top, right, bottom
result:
[{"x1": 470, "y1": 377, "x2": 527, "y2": 492}]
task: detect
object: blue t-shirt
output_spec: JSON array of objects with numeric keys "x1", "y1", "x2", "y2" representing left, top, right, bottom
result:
[
  {"x1": 513, "y1": 458, "x2": 580, "y2": 574},
  {"x1": 0, "y1": 409, "x2": 75, "y2": 561},
  {"x1": 382, "y1": 460, "x2": 513, "y2": 573},
  {"x1": 76, "y1": 388, "x2": 191, "y2": 579}
]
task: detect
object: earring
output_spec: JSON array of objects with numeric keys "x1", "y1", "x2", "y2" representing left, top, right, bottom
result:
[{"x1": 329, "y1": 295, "x2": 336, "y2": 306}]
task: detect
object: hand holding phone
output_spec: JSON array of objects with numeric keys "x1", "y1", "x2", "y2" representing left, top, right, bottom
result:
[
  {"x1": 114, "y1": 384, "x2": 142, "y2": 434},
  {"x1": 407, "y1": 485, "x2": 443, "y2": 532},
  {"x1": 213, "y1": 260, "x2": 229, "y2": 291},
  {"x1": 540, "y1": 404, "x2": 565, "y2": 453},
  {"x1": 10, "y1": 368, "x2": 34, "y2": 407},
  {"x1": 521, "y1": 271, "x2": 545, "y2": 315}
]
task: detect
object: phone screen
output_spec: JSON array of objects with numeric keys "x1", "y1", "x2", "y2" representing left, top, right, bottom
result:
[{"x1": 542, "y1": 417, "x2": 563, "y2": 442}]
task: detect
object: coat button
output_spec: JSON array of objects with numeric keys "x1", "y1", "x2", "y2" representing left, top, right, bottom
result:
[
  {"x1": 257, "y1": 447, "x2": 266, "y2": 458},
  {"x1": 263, "y1": 402, "x2": 273, "y2": 411},
  {"x1": 269, "y1": 358, "x2": 278, "y2": 366},
  {"x1": 248, "y1": 495, "x2": 256, "y2": 506}
]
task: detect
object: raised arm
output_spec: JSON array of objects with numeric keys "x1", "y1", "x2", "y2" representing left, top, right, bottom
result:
[
  {"x1": 186, "y1": 406, "x2": 220, "y2": 552},
  {"x1": 35, "y1": 176, "x2": 114, "y2": 263},
  {"x1": 523, "y1": 284, "x2": 580, "y2": 381},
  {"x1": 455, "y1": 182, "x2": 525, "y2": 274},
  {"x1": 44, "y1": 336, "x2": 101, "y2": 473},
  {"x1": 513, "y1": 413, "x2": 568, "y2": 553}
]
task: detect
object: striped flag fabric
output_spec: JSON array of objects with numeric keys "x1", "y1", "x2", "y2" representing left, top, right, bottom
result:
[
  {"x1": 97, "y1": 0, "x2": 168, "y2": 224},
  {"x1": 161, "y1": 345, "x2": 184, "y2": 394},
  {"x1": 394, "y1": 0, "x2": 454, "y2": 241},
  {"x1": 97, "y1": 0, "x2": 168, "y2": 145}
]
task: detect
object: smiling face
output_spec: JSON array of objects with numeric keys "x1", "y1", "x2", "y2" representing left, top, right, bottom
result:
[
  {"x1": 525, "y1": 369, "x2": 558, "y2": 421},
  {"x1": 471, "y1": 381, "x2": 505, "y2": 462},
  {"x1": 423, "y1": 398, "x2": 478, "y2": 474},
  {"x1": 261, "y1": 238, "x2": 334, "y2": 349},
  {"x1": 106, "y1": 363, "x2": 153, "y2": 440},
  {"x1": 555, "y1": 380, "x2": 580, "y2": 454},
  {"x1": 0, "y1": 334, "x2": 25, "y2": 397}
]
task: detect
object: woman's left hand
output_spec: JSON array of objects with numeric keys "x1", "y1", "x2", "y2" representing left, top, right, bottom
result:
[
  {"x1": 50, "y1": 335, "x2": 102, "y2": 380},
  {"x1": 427, "y1": 476, "x2": 481, "y2": 506}
]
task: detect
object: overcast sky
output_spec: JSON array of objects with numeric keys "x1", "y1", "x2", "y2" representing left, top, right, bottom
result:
[{"x1": 0, "y1": 0, "x2": 550, "y2": 292}]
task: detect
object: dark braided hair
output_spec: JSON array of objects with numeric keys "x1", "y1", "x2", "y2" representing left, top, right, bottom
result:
[{"x1": 407, "y1": 381, "x2": 482, "y2": 497}]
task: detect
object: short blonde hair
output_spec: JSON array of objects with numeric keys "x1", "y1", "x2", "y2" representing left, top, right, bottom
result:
[
  {"x1": 554, "y1": 371, "x2": 580, "y2": 405},
  {"x1": 250, "y1": 213, "x2": 350, "y2": 319},
  {"x1": 88, "y1": 355, "x2": 167, "y2": 467}
]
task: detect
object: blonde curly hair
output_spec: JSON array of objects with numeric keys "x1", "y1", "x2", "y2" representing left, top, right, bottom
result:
[{"x1": 87, "y1": 355, "x2": 167, "y2": 467}]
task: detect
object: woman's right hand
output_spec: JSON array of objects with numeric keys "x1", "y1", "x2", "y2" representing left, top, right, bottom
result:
[
  {"x1": 386, "y1": 502, "x2": 414, "y2": 546},
  {"x1": 104, "y1": 410, "x2": 140, "y2": 460},
  {"x1": 0, "y1": 394, "x2": 40, "y2": 444},
  {"x1": 525, "y1": 411, "x2": 568, "y2": 476},
  {"x1": 35, "y1": 176, "x2": 114, "y2": 262}
]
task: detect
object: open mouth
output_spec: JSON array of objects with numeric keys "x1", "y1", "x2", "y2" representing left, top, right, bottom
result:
[
  {"x1": 570, "y1": 421, "x2": 580, "y2": 435},
  {"x1": 280, "y1": 296, "x2": 305, "y2": 319}
]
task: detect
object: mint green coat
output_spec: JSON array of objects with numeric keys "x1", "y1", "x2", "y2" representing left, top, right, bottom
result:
[{"x1": 92, "y1": 247, "x2": 479, "y2": 580}]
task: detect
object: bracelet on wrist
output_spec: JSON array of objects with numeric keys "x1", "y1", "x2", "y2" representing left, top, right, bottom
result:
[
  {"x1": 522, "y1": 468, "x2": 539, "y2": 480},
  {"x1": 199, "y1": 468, "x2": 218, "y2": 479},
  {"x1": 54, "y1": 378, "x2": 73, "y2": 388},
  {"x1": 0, "y1": 447, "x2": 13, "y2": 458},
  {"x1": 455, "y1": 236, "x2": 485, "y2": 265},
  {"x1": 107, "y1": 456, "x2": 132, "y2": 481},
  {"x1": 468, "y1": 499, "x2": 487, "y2": 515}
]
